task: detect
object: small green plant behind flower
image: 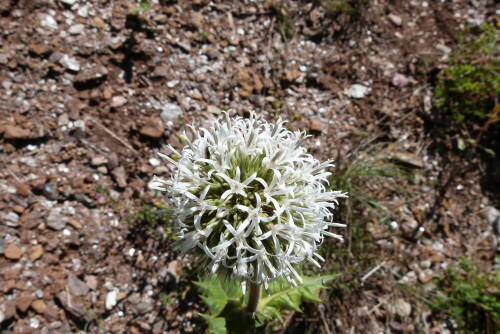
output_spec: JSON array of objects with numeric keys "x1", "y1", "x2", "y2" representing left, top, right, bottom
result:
[
  {"x1": 434, "y1": 24, "x2": 499, "y2": 124},
  {"x1": 432, "y1": 258, "x2": 500, "y2": 333},
  {"x1": 321, "y1": 0, "x2": 370, "y2": 19},
  {"x1": 131, "y1": 0, "x2": 151, "y2": 14}
]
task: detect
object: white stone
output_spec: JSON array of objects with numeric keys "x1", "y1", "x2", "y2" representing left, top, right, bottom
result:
[
  {"x1": 77, "y1": 6, "x2": 88, "y2": 17},
  {"x1": 149, "y1": 158, "x2": 161, "y2": 167},
  {"x1": 40, "y1": 14, "x2": 58, "y2": 30},
  {"x1": 59, "y1": 54, "x2": 80, "y2": 72},
  {"x1": 160, "y1": 103, "x2": 183, "y2": 124},
  {"x1": 349, "y1": 84, "x2": 371, "y2": 99},
  {"x1": 69, "y1": 23, "x2": 85, "y2": 35},
  {"x1": 61, "y1": 0, "x2": 78, "y2": 5},
  {"x1": 106, "y1": 289, "x2": 118, "y2": 310}
]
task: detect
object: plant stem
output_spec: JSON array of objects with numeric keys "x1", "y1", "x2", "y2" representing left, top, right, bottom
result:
[{"x1": 245, "y1": 282, "x2": 261, "y2": 313}]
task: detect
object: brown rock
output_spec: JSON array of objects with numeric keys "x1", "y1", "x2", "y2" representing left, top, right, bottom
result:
[
  {"x1": 13, "y1": 205, "x2": 25, "y2": 214},
  {"x1": 117, "y1": 291, "x2": 126, "y2": 301},
  {"x1": 85, "y1": 275, "x2": 98, "y2": 290},
  {"x1": 4, "y1": 243, "x2": 23, "y2": 260},
  {"x1": 16, "y1": 183, "x2": 32, "y2": 196},
  {"x1": 4, "y1": 267, "x2": 21, "y2": 280},
  {"x1": 67, "y1": 274, "x2": 89, "y2": 297},
  {"x1": 3, "y1": 125, "x2": 30, "y2": 140},
  {"x1": 309, "y1": 119, "x2": 323, "y2": 133},
  {"x1": 112, "y1": 166, "x2": 128, "y2": 188},
  {"x1": 140, "y1": 118, "x2": 164, "y2": 139},
  {"x1": 31, "y1": 299, "x2": 46, "y2": 314},
  {"x1": 28, "y1": 43, "x2": 52, "y2": 57},
  {"x1": 237, "y1": 70, "x2": 253, "y2": 92},
  {"x1": 43, "y1": 305, "x2": 60, "y2": 321},
  {"x1": 93, "y1": 16, "x2": 105, "y2": 29},
  {"x1": 28, "y1": 244, "x2": 44, "y2": 262},
  {"x1": 0, "y1": 300, "x2": 16, "y2": 324},
  {"x1": 110, "y1": 96, "x2": 127, "y2": 108},
  {"x1": 188, "y1": 12, "x2": 204, "y2": 28},
  {"x1": 73, "y1": 65, "x2": 108, "y2": 89},
  {"x1": 67, "y1": 219, "x2": 82, "y2": 230},
  {"x1": 16, "y1": 295, "x2": 35, "y2": 313},
  {"x1": 3, "y1": 280, "x2": 15, "y2": 293},
  {"x1": 418, "y1": 270, "x2": 434, "y2": 284}
]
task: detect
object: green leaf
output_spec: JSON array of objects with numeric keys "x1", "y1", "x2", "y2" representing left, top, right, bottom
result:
[
  {"x1": 256, "y1": 275, "x2": 336, "y2": 325},
  {"x1": 457, "y1": 139, "x2": 466, "y2": 150},
  {"x1": 483, "y1": 147, "x2": 496, "y2": 157},
  {"x1": 195, "y1": 277, "x2": 243, "y2": 316},
  {"x1": 131, "y1": 0, "x2": 150, "y2": 14},
  {"x1": 199, "y1": 314, "x2": 227, "y2": 334}
]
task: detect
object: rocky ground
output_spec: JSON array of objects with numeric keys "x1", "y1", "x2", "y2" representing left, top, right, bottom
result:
[{"x1": 0, "y1": 0, "x2": 498, "y2": 333}]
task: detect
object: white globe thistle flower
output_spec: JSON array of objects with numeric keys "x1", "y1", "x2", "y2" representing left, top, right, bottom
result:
[{"x1": 149, "y1": 112, "x2": 347, "y2": 290}]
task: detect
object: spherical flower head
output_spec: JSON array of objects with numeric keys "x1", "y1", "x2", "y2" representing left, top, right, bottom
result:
[{"x1": 149, "y1": 112, "x2": 347, "y2": 289}]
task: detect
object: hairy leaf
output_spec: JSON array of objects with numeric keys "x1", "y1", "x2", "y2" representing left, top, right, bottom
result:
[
  {"x1": 199, "y1": 314, "x2": 227, "y2": 334},
  {"x1": 256, "y1": 275, "x2": 336, "y2": 325},
  {"x1": 195, "y1": 277, "x2": 243, "y2": 315}
]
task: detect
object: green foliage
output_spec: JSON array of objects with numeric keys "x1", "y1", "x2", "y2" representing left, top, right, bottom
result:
[
  {"x1": 434, "y1": 24, "x2": 499, "y2": 123},
  {"x1": 269, "y1": 2, "x2": 295, "y2": 40},
  {"x1": 195, "y1": 274, "x2": 334, "y2": 333},
  {"x1": 131, "y1": 0, "x2": 151, "y2": 14},
  {"x1": 127, "y1": 203, "x2": 174, "y2": 238},
  {"x1": 432, "y1": 258, "x2": 500, "y2": 333},
  {"x1": 255, "y1": 275, "x2": 335, "y2": 326},
  {"x1": 321, "y1": 0, "x2": 370, "y2": 19},
  {"x1": 320, "y1": 142, "x2": 415, "y2": 292}
]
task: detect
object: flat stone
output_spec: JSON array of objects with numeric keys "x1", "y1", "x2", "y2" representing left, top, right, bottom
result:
[
  {"x1": 16, "y1": 295, "x2": 35, "y2": 313},
  {"x1": 3, "y1": 212, "x2": 19, "y2": 227},
  {"x1": 0, "y1": 300, "x2": 16, "y2": 324},
  {"x1": 106, "y1": 290, "x2": 118, "y2": 310},
  {"x1": 93, "y1": 16, "x2": 105, "y2": 29},
  {"x1": 140, "y1": 117, "x2": 164, "y2": 139},
  {"x1": 160, "y1": 103, "x2": 183, "y2": 125},
  {"x1": 188, "y1": 12, "x2": 204, "y2": 28},
  {"x1": 392, "y1": 73, "x2": 409, "y2": 87},
  {"x1": 43, "y1": 305, "x2": 60, "y2": 322},
  {"x1": 152, "y1": 65, "x2": 169, "y2": 78},
  {"x1": 69, "y1": 23, "x2": 85, "y2": 35},
  {"x1": 28, "y1": 244, "x2": 44, "y2": 262},
  {"x1": 112, "y1": 166, "x2": 127, "y2": 188},
  {"x1": 73, "y1": 65, "x2": 108, "y2": 89},
  {"x1": 28, "y1": 43, "x2": 52, "y2": 57},
  {"x1": 4, "y1": 267, "x2": 21, "y2": 280},
  {"x1": 349, "y1": 84, "x2": 371, "y2": 99},
  {"x1": 67, "y1": 274, "x2": 89, "y2": 297},
  {"x1": 3, "y1": 125, "x2": 30, "y2": 140},
  {"x1": 388, "y1": 14, "x2": 403, "y2": 26},
  {"x1": 59, "y1": 54, "x2": 80, "y2": 72},
  {"x1": 46, "y1": 209, "x2": 68, "y2": 231},
  {"x1": 31, "y1": 300, "x2": 46, "y2": 314},
  {"x1": 4, "y1": 243, "x2": 23, "y2": 260},
  {"x1": 309, "y1": 119, "x2": 323, "y2": 133},
  {"x1": 111, "y1": 96, "x2": 127, "y2": 108},
  {"x1": 91, "y1": 155, "x2": 108, "y2": 167},
  {"x1": 16, "y1": 183, "x2": 32, "y2": 196},
  {"x1": 85, "y1": 275, "x2": 98, "y2": 290}
]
